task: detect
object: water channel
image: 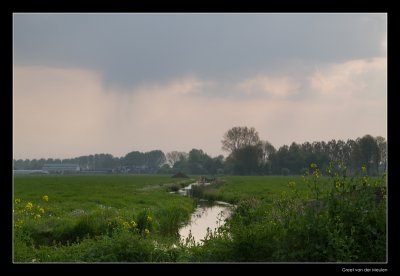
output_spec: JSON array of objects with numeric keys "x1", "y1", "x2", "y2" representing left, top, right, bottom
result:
[{"x1": 173, "y1": 181, "x2": 234, "y2": 245}]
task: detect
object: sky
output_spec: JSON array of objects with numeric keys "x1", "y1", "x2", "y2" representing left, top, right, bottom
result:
[{"x1": 13, "y1": 13, "x2": 387, "y2": 160}]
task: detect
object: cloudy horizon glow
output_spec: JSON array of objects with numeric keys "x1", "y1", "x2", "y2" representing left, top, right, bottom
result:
[{"x1": 13, "y1": 13, "x2": 387, "y2": 160}]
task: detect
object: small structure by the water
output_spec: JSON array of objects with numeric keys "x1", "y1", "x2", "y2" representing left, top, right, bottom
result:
[{"x1": 172, "y1": 172, "x2": 189, "y2": 178}]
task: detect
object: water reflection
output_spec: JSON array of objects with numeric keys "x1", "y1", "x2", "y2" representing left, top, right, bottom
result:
[{"x1": 179, "y1": 201, "x2": 232, "y2": 245}]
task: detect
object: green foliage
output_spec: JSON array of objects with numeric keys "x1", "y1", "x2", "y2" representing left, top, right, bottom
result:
[
  {"x1": 228, "y1": 145, "x2": 264, "y2": 175},
  {"x1": 154, "y1": 206, "x2": 193, "y2": 237},
  {"x1": 176, "y1": 162, "x2": 386, "y2": 262},
  {"x1": 352, "y1": 135, "x2": 381, "y2": 175},
  {"x1": 13, "y1": 175, "x2": 194, "y2": 262},
  {"x1": 14, "y1": 168, "x2": 386, "y2": 262}
]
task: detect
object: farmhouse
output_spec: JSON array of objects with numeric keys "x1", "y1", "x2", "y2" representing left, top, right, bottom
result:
[{"x1": 42, "y1": 164, "x2": 80, "y2": 174}]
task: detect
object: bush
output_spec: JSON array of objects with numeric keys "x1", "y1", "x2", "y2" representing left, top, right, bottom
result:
[{"x1": 81, "y1": 231, "x2": 154, "y2": 262}]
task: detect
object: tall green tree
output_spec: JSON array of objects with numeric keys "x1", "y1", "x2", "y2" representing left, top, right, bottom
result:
[
  {"x1": 124, "y1": 151, "x2": 144, "y2": 167},
  {"x1": 228, "y1": 144, "x2": 263, "y2": 175},
  {"x1": 352, "y1": 135, "x2": 380, "y2": 175},
  {"x1": 144, "y1": 150, "x2": 166, "y2": 168},
  {"x1": 187, "y1": 149, "x2": 210, "y2": 175},
  {"x1": 221, "y1": 126, "x2": 263, "y2": 175}
]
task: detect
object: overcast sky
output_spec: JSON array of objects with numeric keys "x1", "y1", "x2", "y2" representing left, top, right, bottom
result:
[{"x1": 13, "y1": 13, "x2": 387, "y2": 159}]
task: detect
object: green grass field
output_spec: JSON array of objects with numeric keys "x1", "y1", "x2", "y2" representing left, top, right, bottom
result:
[
  {"x1": 14, "y1": 175, "x2": 195, "y2": 213},
  {"x1": 198, "y1": 175, "x2": 332, "y2": 204},
  {"x1": 13, "y1": 172, "x2": 386, "y2": 262}
]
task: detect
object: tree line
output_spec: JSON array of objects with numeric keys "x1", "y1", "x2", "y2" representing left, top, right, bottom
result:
[
  {"x1": 13, "y1": 126, "x2": 386, "y2": 176},
  {"x1": 221, "y1": 126, "x2": 386, "y2": 176}
]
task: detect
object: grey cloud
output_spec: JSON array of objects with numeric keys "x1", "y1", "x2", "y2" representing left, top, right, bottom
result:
[{"x1": 13, "y1": 13, "x2": 386, "y2": 91}]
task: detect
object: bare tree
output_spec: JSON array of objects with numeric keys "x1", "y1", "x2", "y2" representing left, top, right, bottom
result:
[
  {"x1": 260, "y1": 140, "x2": 276, "y2": 163},
  {"x1": 221, "y1": 126, "x2": 260, "y2": 153},
  {"x1": 166, "y1": 151, "x2": 188, "y2": 167}
]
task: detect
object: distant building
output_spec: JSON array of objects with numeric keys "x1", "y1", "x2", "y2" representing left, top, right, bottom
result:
[
  {"x1": 13, "y1": 170, "x2": 49, "y2": 175},
  {"x1": 42, "y1": 164, "x2": 80, "y2": 174}
]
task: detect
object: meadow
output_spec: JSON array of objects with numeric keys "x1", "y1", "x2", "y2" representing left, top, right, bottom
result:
[{"x1": 13, "y1": 164, "x2": 387, "y2": 262}]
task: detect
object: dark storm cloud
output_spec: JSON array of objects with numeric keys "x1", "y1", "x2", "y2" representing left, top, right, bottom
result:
[{"x1": 13, "y1": 13, "x2": 386, "y2": 90}]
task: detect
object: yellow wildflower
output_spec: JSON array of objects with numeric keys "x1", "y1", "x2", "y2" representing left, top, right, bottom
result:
[
  {"x1": 326, "y1": 167, "x2": 331, "y2": 174},
  {"x1": 361, "y1": 165, "x2": 367, "y2": 173},
  {"x1": 25, "y1": 202, "x2": 33, "y2": 211},
  {"x1": 39, "y1": 208, "x2": 45, "y2": 214},
  {"x1": 313, "y1": 169, "x2": 321, "y2": 178},
  {"x1": 35, "y1": 214, "x2": 41, "y2": 219},
  {"x1": 42, "y1": 195, "x2": 49, "y2": 202},
  {"x1": 15, "y1": 198, "x2": 21, "y2": 204},
  {"x1": 310, "y1": 163, "x2": 318, "y2": 169},
  {"x1": 122, "y1": 221, "x2": 130, "y2": 229},
  {"x1": 144, "y1": 228, "x2": 150, "y2": 235},
  {"x1": 131, "y1": 220, "x2": 137, "y2": 228},
  {"x1": 147, "y1": 216, "x2": 152, "y2": 222}
]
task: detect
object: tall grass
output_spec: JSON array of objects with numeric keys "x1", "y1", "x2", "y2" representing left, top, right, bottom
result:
[{"x1": 182, "y1": 162, "x2": 387, "y2": 262}]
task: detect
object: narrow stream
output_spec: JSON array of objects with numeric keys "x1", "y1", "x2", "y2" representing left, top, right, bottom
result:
[{"x1": 174, "y1": 181, "x2": 234, "y2": 245}]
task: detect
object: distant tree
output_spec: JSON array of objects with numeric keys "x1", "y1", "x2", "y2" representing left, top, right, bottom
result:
[
  {"x1": 200, "y1": 155, "x2": 225, "y2": 176},
  {"x1": 173, "y1": 153, "x2": 189, "y2": 174},
  {"x1": 173, "y1": 160, "x2": 187, "y2": 173},
  {"x1": 187, "y1": 149, "x2": 209, "y2": 175},
  {"x1": 124, "y1": 151, "x2": 144, "y2": 167},
  {"x1": 166, "y1": 151, "x2": 188, "y2": 167},
  {"x1": 221, "y1": 126, "x2": 260, "y2": 154},
  {"x1": 301, "y1": 141, "x2": 313, "y2": 154},
  {"x1": 271, "y1": 145, "x2": 289, "y2": 175},
  {"x1": 352, "y1": 135, "x2": 380, "y2": 175},
  {"x1": 158, "y1": 164, "x2": 172, "y2": 174},
  {"x1": 13, "y1": 159, "x2": 24, "y2": 170},
  {"x1": 30, "y1": 159, "x2": 40, "y2": 170},
  {"x1": 92, "y1": 154, "x2": 115, "y2": 169},
  {"x1": 375, "y1": 136, "x2": 387, "y2": 173},
  {"x1": 260, "y1": 140, "x2": 276, "y2": 164},
  {"x1": 144, "y1": 150, "x2": 166, "y2": 168},
  {"x1": 229, "y1": 144, "x2": 263, "y2": 175},
  {"x1": 53, "y1": 158, "x2": 61, "y2": 164},
  {"x1": 287, "y1": 142, "x2": 305, "y2": 174}
]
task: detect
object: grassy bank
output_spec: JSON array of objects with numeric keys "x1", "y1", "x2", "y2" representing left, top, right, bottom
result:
[{"x1": 13, "y1": 175, "x2": 195, "y2": 262}]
